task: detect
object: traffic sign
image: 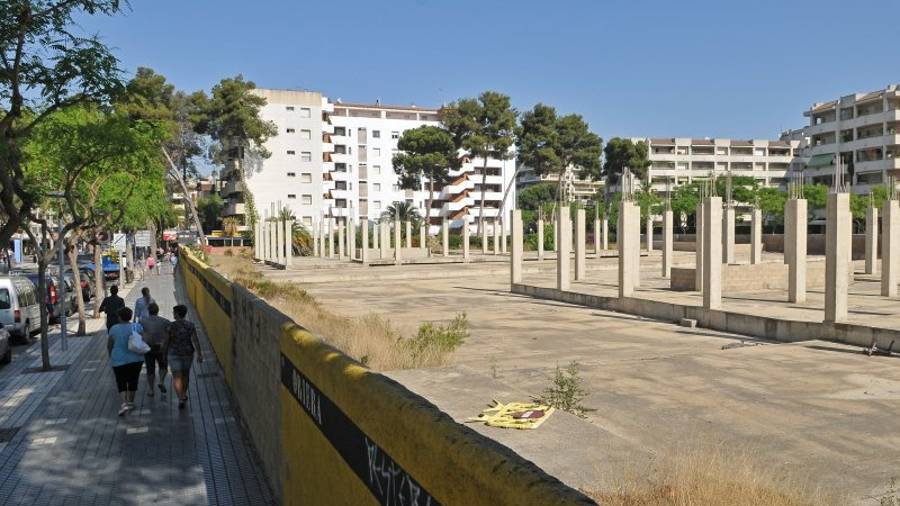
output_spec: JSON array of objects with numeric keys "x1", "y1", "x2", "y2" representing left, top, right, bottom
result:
[
  {"x1": 135, "y1": 230, "x2": 152, "y2": 248},
  {"x1": 112, "y1": 233, "x2": 126, "y2": 252}
]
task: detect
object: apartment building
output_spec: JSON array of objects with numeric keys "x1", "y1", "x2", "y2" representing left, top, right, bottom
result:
[
  {"x1": 231, "y1": 89, "x2": 516, "y2": 233},
  {"x1": 635, "y1": 137, "x2": 804, "y2": 194},
  {"x1": 516, "y1": 166, "x2": 603, "y2": 203},
  {"x1": 801, "y1": 84, "x2": 900, "y2": 192}
]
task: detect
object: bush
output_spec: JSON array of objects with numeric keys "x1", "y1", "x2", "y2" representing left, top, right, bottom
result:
[
  {"x1": 537, "y1": 361, "x2": 591, "y2": 418},
  {"x1": 406, "y1": 312, "x2": 469, "y2": 358}
]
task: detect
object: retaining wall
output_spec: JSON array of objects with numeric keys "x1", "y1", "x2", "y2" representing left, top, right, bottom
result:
[
  {"x1": 180, "y1": 250, "x2": 594, "y2": 505},
  {"x1": 670, "y1": 260, "x2": 838, "y2": 291}
]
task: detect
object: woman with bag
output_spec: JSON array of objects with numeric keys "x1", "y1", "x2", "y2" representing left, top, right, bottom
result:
[{"x1": 107, "y1": 307, "x2": 149, "y2": 416}]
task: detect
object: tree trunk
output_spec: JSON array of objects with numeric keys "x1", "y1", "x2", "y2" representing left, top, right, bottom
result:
[
  {"x1": 68, "y1": 245, "x2": 86, "y2": 336},
  {"x1": 126, "y1": 239, "x2": 134, "y2": 285},
  {"x1": 162, "y1": 147, "x2": 206, "y2": 247},
  {"x1": 149, "y1": 221, "x2": 158, "y2": 254},
  {"x1": 93, "y1": 244, "x2": 104, "y2": 318},
  {"x1": 478, "y1": 157, "x2": 489, "y2": 235},
  {"x1": 427, "y1": 177, "x2": 434, "y2": 256},
  {"x1": 37, "y1": 254, "x2": 50, "y2": 370}
]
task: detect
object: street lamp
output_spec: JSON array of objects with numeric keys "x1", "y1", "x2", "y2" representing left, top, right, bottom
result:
[{"x1": 47, "y1": 191, "x2": 67, "y2": 352}]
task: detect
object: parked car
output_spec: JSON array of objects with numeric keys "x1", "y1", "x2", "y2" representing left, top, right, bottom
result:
[
  {"x1": 21, "y1": 272, "x2": 68, "y2": 322},
  {"x1": 77, "y1": 270, "x2": 94, "y2": 302},
  {"x1": 0, "y1": 322, "x2": 9, "y2": 365},
  {"x1": 59, "y1": 271, "x2": 79, "y2": 312},
  {"x1": 0, "y1": 276, "x2": 41, "y2": 343}
]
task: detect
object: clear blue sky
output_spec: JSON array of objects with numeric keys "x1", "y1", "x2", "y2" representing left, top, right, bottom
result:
[{"x1": 78, "y1": 0, "x2": 900, "y2": 141}]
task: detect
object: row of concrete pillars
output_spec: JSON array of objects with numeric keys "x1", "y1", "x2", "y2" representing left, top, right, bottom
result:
[
  {"x1": 511, "y1": 192, "x2": 883, "y2": 324},
  {"x1": 254, "y1": 217, "x2": 294, "y2": 267}
]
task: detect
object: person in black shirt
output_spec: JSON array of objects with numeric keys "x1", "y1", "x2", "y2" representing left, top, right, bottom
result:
[{"x1": 98, "y1": 285, "x2": 126, "y2": 331}]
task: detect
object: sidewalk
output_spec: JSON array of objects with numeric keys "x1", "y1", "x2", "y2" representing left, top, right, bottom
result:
[{"x1": 0, "y1": 272, "x2": 274, "y2": 505}]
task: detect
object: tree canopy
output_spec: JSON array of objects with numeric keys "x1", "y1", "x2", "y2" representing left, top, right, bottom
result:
[
  {"x1": 602, "y1": 138, "x2": 650, "y2": 186},
  {"x1": 393, "y1": 125, "x2": 457, "y2": 226},
  {"x1": 517, "y1": 182, "x2": 558, "y2": 210}
]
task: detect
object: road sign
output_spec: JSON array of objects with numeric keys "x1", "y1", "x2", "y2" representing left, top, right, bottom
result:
[
  {"x1": 112, "y1": 233, "x2": 126, "y2": 252},
  {"x1": 135, "y1": 230, "x2": 152, "y2": 248}
]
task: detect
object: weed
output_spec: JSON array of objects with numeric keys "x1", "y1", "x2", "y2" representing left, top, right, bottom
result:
[
  {"x1": 882, "y1": 477, "x2": 899, "y2": 506},
  {"x1": 489, "y1": 355, "x2": 498, "y2": 379},
  {"x1": 406, "y1": 312, "x2": 469, "y2": 358},
  {"x1": 223, "y1": 249, "x2": 234, "y2": 257},
  {"x1": 537, "y1": 361, "x2": 591, "y2": 418}
]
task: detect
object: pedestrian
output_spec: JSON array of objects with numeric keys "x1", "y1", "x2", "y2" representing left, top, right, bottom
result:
[
  {"x1": 169, "y1": 251, "x2": 178, "y2": 274},
  {"x1": 107, "y1": 307, "x2": 144, "y2": 416},
  {"x1": 98, "y1": 285, "x2": 126, "y2": 331},
  {"x1": 140, "y1": 302, "x2": 170, "y2": 397},
  {"x1": 133, "y1": 287, "x2": 154, "y2": 322},
  {"x1": 147, "y1": 255, "x2": 155, "y2": 276},
  {"x1": 163, "y1": 304, "x2": 203, "y2": 409}
]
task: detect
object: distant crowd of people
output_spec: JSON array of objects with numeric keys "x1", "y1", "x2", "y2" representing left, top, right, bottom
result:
[{"x1": 100, "y1": 283, "x2": 203, "y2": 416}]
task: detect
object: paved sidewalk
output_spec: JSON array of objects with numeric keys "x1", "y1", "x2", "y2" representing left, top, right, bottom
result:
[{"x1": 0, "y1": 272, "x2": 274, "y2": 506}]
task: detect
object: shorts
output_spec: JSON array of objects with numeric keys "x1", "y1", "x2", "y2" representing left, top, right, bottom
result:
[
  {"x1": 112, "y1": 362, "x2": 143, "y2": 393},
  {"x1": 168, "y1": 353, "x2": 193, "y2": 373},
  {"x1": 144, "y1": 346, "x2": 167, "y2": 376}
]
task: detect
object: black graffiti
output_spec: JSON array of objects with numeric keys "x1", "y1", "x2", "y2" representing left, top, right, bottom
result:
[
  {"x1": 186, "y1": 261, "x2": 232, "y2": 316},
  {"x1": 366, "y1": 437, "x2": 435, "y2": 506}
]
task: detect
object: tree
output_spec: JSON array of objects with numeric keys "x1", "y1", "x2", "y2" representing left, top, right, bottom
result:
[
  {"x1": 193, "y1": 75, "x2": 277, "y2": 234},
  {"x1": 440, "y1": 92, "x2": 517, "y2": 234},
  {"x1": 0, "y1": 0, "x2": 125, "y2": 249},
  {"x1": 602, "y1": 138, "x2": 650, "y2": 187},
  {"x1": 392, "y1": 125, "x2": 457, "y2": 232},
  {"x1": 380, "y1": 201, "x2": 422, "y2": 226},
  {"x1": 222, "y1": 217, "x2": 240, "y2": 247},
  {"x1": 635, "y1": 187, "x2": 663, "y2": 221},
  {"x1": 517, "y1": 182, "x2": 558, "y2": 210},
  {"x1": 757, "y1": 187, "x2": 787, "y2": 233},
  {"x1": 197, "y1": 194, "x2": 224, "y2": 233},
  {"x1": 716, "y1": 175, "x2": 759, "y2": 205},
  {"x1": 517, "y1": 104, "x2": 602, "y2": 206}
]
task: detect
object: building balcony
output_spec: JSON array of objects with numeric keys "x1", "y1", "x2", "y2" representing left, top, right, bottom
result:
[
  {"x1": 329, "y1": 207, "x2": 352, "y2": 218},
  {"x1": 222, "y1": 180, "x2": 244, "y2": 196},
  {"x1": 328, "y1": 188, "x2": 352, "y2": 200},
  {"x1": 329, "y1": 169, "x2": 350, "y2": 181},
  {"x1": 223, "y1": 202, "x2": 246, "y2": 216},
  {"x1": 322, "y1": 123, "x2": 335, "y2": 135},
  {"x1": 322, "y1": 142, "x2": 334, "y2": 153}
]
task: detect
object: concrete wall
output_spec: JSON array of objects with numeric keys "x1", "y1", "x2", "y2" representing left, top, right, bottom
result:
[
  {"x1": 511, "y1": 283, "x2": 898, "y2": 351},
  {"x1": 670, "y1": 260, "x2": 839, "y2": 291},
  {"x1": 180, "y1": 250, "x2": 592, "y2": 505},
  {"x1": 763, "y1": 234, "x2": 868, "y2": 259}
]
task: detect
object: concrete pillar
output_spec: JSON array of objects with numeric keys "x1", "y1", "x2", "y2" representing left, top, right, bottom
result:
[
  {"x1": 420, "y1": 224, "x2": 426, "y2": 251},
  {"x1": 255, "y1": 221, "x2": 262, "y2": 260},
  {"x1": 632, "y1": 207, "x2": 641, "y2": 287},
  {"x1": 750, "y1": 207, "x2": 762, "y2": 265},
  {"x1": 662, "y1": 209, "x2": 673, "y2": 278},
  {"x1": 312, "y1": 221, "x2": 319, "y2": 258},
  {"x1": 786, "y1": 199, "x2": 807, "y2": 303},
  {"x1": 881, "y1": 200, "x2": 899, "y2": 296},
  {"x1": 463, "y1": 223, "x2": 470, "y2": 262},
  {"x1": 379, "y1": 222, "x2": 388, "y2": 259},
  {"x1": 703, "y1": 197, "x2": 723, "y2": 310},
  {"x1": 618, "y1": 201, "x2": 637, "y2": 298},
  {"x1": 481, "y1": 224, "x2": 488, "y2": 254},
  {"x1": 360, "y1": 219, "x2": 369, "y2": 264},
  {"x1": 284, "y1": 219, "x2": 293, "y2": 267},
  {"x1": 338, "y1": 223, "x2": 345, "y2": 260},
  {"x1": 537, "y1": 219, "x2": 545, "y2": 260},
  {"x1": 492, "y1": 220, "x2": 500, "y2": 255},
  {"x1": 593, "y1": 214, "x2": 601, "y2": 255},
  {"x1": 500, "y1": 218, "x2": 507, "y2": 254},
  {"x1": 694, "y1": 203, "x2": 704, "y2": 291},
  {"x1": 442, "y1": 219, "x2": 449, "y2": 256},
  {"x1": 348, "y1": 220, "x2": 356, "y2": 261},
  {"x1": 723, "y1": 206, "x2": 735, "y2": 264},
  {"x1": 557, "y1": 206, "x2": 571, "y2": 291},
  {"x1": 511, "y1": 209, "x2": 523, "y2": 285},
  {"x1": 645, "y1": 215, "x2": 653, "y2": 252},
  {"x1": 328, "y1": 220, "x2": 335, "y2": 258},
  {"x1": 575, "y1": 209, "x2": 586, "y2": 280},
  {"x1": 372, "y1": 221, "x2": 379, "y2": 249},
  {"x1": 602, "y1": 218, "x2": 609, "y2": 250},
  {"x1": 825, "y1": 192, "x2": 850, "y2": 323},
  {"x1": 394, "y1": 220, "x2": 402, "y2": 265},
  {"x1": 405, "y1": 221, "x2": 412, "y2": 249},
  {"x1": 866, "y1": 206, "x2": 878, "y2": 275},
  {"x1": 261, "y1": 220, "x2": 268, "y2": 261},
  {"x1": 551, "y1": 219, "x2": 557, "y2": 252}
]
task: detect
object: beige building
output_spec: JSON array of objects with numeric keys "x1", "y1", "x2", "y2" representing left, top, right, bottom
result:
[{"x1": 516, "y1": 166, "x2": 603, "y2": 203}]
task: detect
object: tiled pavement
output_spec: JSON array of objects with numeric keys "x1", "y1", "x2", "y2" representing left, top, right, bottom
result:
[{"x1": 0, "y1": 272, "x2": 275, "y2": 506}]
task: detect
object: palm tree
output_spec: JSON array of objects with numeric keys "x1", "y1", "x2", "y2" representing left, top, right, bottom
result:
[
  {"x1": 222, "y1": 217, "x2": 240, "y2": 247},
  {"x1": 277, "y1": 207, "x2": 313, "y2": 256},
  {"x1": 381, "y1": 201, "x2": 422, "y2": 227}
]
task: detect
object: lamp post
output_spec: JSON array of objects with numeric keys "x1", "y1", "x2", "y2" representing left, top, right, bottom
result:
[{"x1": 47, "y1": 191, "x2": 68, "y2": 352}]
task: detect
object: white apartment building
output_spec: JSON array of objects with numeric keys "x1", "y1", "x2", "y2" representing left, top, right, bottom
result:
[
  {"x1": 232, "y1": 89, "x2": 516, "y2": 233},
  {"x1": 801, "y1": 84, "x2": 900, "y2": 192},
  {"x1": 516, "y1": 166, "x2": 603, "y2": 203},
  {"x1": 635, "y1": 137, "x2": 804, "y2": 194}
]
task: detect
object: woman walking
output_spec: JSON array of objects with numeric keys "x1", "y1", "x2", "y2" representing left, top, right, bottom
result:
[
  {"x1": 164, "y1": 305, "x2": 203, "y2": 409},
  {"x1": 107, "y1": 307, "x2": 145, "y2": 416}
]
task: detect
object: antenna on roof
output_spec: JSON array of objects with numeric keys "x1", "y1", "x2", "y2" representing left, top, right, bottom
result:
[{"x1": 375, "y1": 98, "x2": 381, "y2": 106}]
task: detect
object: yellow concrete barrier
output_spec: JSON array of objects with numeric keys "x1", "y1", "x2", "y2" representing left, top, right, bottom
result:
[
  {"x1": 180, "y1": 250, "x2": 233, "y2": 385},
  {"x1": 280, "y1": 324, "x2": 593, "y2": 506}
]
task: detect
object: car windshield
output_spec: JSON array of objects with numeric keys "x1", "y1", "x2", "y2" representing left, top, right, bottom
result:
[{"x1": 0, "y1": 289, "x2": 10, "y2": 310}]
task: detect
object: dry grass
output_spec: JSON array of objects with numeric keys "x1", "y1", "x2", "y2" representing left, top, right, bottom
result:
[
  {"x1": 585, "y1": 444, "x2": 846, "y2": 506},
  {"x1": 209, "y1": 254, "x2": 464, "y2": 371}
]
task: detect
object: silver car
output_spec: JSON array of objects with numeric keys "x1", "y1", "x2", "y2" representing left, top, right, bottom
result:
[
  {"x1": 0, "y1": 322, "x2": 9, "y2": 365},
  {"x1": 0, "y1": 276, "x2": 41, "y2": 343}
]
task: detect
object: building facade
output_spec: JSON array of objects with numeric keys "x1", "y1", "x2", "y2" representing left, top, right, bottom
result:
[
  {"x1": 801, "y1": 84, "x2": 900, "y2": 192},
  {"x1": 516, "y1": 166, "x2": 603, "y2": 203},
  {"x1": 232, "y1": 89, "x2": 516, "y2": 233},
  {"x1": 635, "y1": 137, "x2": 804, "y2": 194}
]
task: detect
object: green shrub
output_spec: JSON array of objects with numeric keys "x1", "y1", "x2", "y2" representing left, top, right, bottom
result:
[
  {"x1": 537, "y1": 361, "x2": 592, "y2": 418},
  {"x1": 406, "y1": 312, "x2": 469, "y2": 358}
]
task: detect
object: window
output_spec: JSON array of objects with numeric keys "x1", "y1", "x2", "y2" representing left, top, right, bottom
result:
[
  {"x1": 373, "y1": 165, "x2": 381, "y2": 175},
  {"x1": 302, "y1": 194, "x2": 312, "y2": 205},
  {"x1": 300, "y1": 129, "x2": 311, "y2": 140},
  {"x1": 334, "y1": 127, "x2": 346, "y2": 136},
  {"x1": 335, "y1": 181, "x2": 347, "y2": 190},
  {"x1": 287, "y1": 172, "x2": 296, "y2": 177},
  {"x1": 302, "y1": 216, "x2": 313, "y2": 226},
  {"x1": 373, "y1": 183, "x2": 381, "y2": 191},
  {"x1": 287, "y1": 150, "x2": 296, "y2": 155},
  {"x1": 301, "y1": 173, "x2": 312, "y2": 183},
  {"x1": 391, "y1": 131, "x2": 400, "y2": 139},
  {"x1": 301, "y1": 152, "x2": 312, "y2": 162},
  {"x1": 299, "y1": 108, "x2": 311, "y2": 118},
  {"x1": 286, "y1": 106, "x2": 295, "y2": 111},
  {"x1": 392, "y1": 184, "x2": 400, "y2": 192},
  {"x1": 0, "y1": 289, "x2": 9, "y2": 310},
  {"x1": 286, "y1": 128, "x2": 295, "y2": 133},
  {"x1": 372, "y1": 130, "x2": 381, "y2": 138},
  {"x1": 287, "y1": 194, "x2": 297, "y2": 199},
  {"x1": 373, "y1": 200, "x2": 381, "y2": 210},
  {"x1": 372, "y1": 148, "x2": 381, "y2": 157}
]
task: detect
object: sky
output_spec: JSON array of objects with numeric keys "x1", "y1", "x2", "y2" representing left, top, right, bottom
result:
[{"x1": 77, "y1": 0, "x2": 900, "y2": 141}]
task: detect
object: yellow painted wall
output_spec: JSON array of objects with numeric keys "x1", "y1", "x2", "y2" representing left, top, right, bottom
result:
[{"x1": 180, "y1": 251, "x2": 233, "y2": 385}]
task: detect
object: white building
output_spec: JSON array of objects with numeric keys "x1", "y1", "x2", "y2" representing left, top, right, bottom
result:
[
  {"x1": 801, "y1": 84, "x2": 900, "y2": 192},
  {"x1": 516, "y1": 166, "x2": 603, "y2": 203},
  {"x1": 233, "y1": 89, "x2": 516, "y2": 233},
  {"x1": 635, "y1": 137, "x2": 804, "y2": 193}
]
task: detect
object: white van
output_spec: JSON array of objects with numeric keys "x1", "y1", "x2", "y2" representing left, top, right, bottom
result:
[{"x1": 0, "y1": 276, "x2": 41, "y2": 342}]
